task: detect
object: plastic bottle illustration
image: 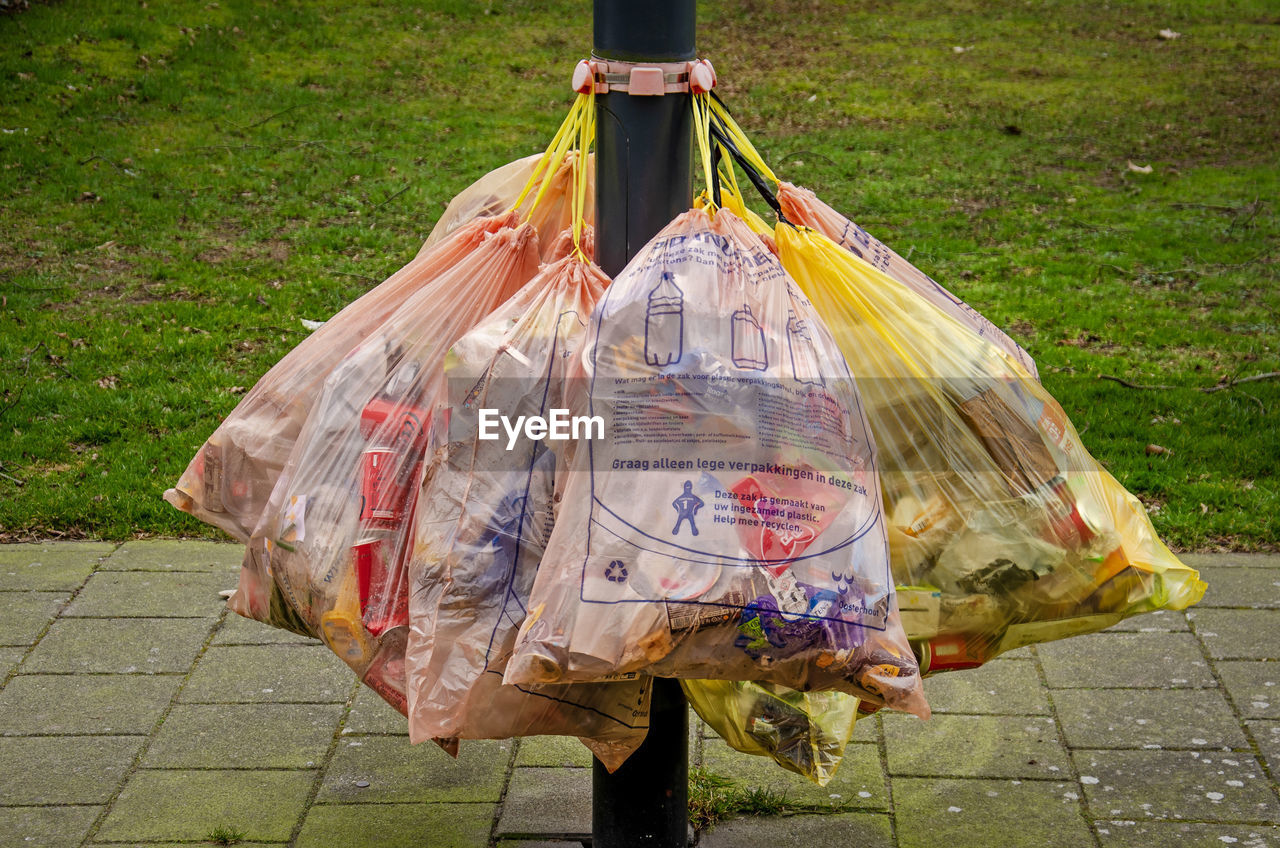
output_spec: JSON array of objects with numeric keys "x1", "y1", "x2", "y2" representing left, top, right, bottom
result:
[
  {"x1": 786, "y1": 310, "x2": 824, "y2": 386},
  {"x1": 644, "y1": 273, "x2": 685, "y2": 367},
  {"x1": 731, "y1": 304, "x2": 768, "y2": 371}
]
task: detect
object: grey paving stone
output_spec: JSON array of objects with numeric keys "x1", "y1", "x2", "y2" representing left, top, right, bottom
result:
[
  {"x1": 850, "y1": 710, "x2": 879, "y2": 742},
  {"x1": 23, "y1": 617, "x2": 211, "y2": 673},
  {"x1": 0, "y1": 546, "x2": 105, "y2": 591},
  {"x1": 1053, "y1": 688, "x2": 1248, "y2": 750},
  {"x1": 515, "y1": 735, "x2": 594, "y2": 767},
  {"x1": 1217, "y1": 661, "x2": 1280, "y2": 720},
  {"x1": 1247, "y1": 721, "x2": 1280, "y2": 774},
  {"x1": 298, "y1": 802, "x2": 495, "y2": 848},
  {"x1": 1038, "y1": 631, "x2": 1215, "y2": 688},
  {"x1": 101, "y1": 540, "x2": 242, "y2": 572},
  {"x1": 344, "y1": 684, "x2": 409, "y2": 735},
  {"x1": 319, "y1": 735, "x2": 509, "y2": 804},
  {"x1": 0, "y1": 736, "x2": 142, "y2": 803},
  {"x1": 1105, "y1": 608, "x2": 1190, "y2": 632},
  {"x1": 702, "y1": 738, "x2": 887, "y2": 810},
  {"x1": 213, "y1": 611, "x2": 321, "y2": 645},
  {"x1": 1096, "y1": 819, "x2": 1280, "y2": 848},
  {"x1": 1182, "y1": 553, "x2": 1280, "y2": 570},
  {"x1": 922, "y1": 658, "x2": 1051, "y2": 714},
  {"x1": 179, "y1": 644, "x2": 352, "y2": 703},
  {"x1": 894, "y1": 777, "x2": 1094, "y2": 848},
  {"x1": 1194, "y1": 566, "x2": 1280, "y2": 609},
  {"x1": 1074, "y1": 749, "x2": 1280, "y2": 823},
  {"x1": 0, "y1": 592, "x2": 67, "y2": 646},
  {"x1": 0, "y1": 673, "x2": 179, "y2": 735},
  {"x1": 0, "y1": 647, "x2": 25, "y2": 678},
  {"x1": 62, "y1": 570, "x2": 231, "y2": 618},
  {"x1": 882, "y1": 713, "x2": 1070, "y2": 779},
  {"x1": 701, "y1": 812, "x2": 893, "y2": 848},
  {"x1": 95, "y1": 768, "x2": 314, "y2": 843},
  {"x1": 0, "y1": 542, "x2": 115, "y2": 561},
  {"x1": 142, "y1": 702, "x2": 345, "y2": 768},
  {"x1": 0, "y1": 805, "x2": 100, "y2": 846},
  {"x1": 1191, "y1": 609, "x2": 1280, "y2": 661},
  {"x1": 497, "y1": 766, "x2": 591, "y2": 839}
]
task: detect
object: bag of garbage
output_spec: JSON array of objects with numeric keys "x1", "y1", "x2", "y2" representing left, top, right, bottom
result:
[
  {"x1": 774, "y1": 225, "x2": 1206, "y2": 670},
  {"x1": 707, "y1": 98, "x2": 1204, "y2": 671},
  {"x1": 506, "y1": 116, "x2": 928, "y2": 716},
  {"x1": 402, "y1": 95, "x2": 650, "y2": 770},
  {"x1": 684, "y1": 679, "x2": 859, "y2": 785},
  {"x1": 165, "y1": 213, "x2": 538, "y2": 543},
  {"x1": 229, "y1": 215, "x2": 543, "y2": 716},
  {"x1": 405, "y1": 245, "x2": 650, "y2": 766}
]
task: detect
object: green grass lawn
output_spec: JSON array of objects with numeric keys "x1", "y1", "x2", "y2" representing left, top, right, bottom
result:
[{"x1": 0, "y1": 0, "x2": 1276, "y2": 548}]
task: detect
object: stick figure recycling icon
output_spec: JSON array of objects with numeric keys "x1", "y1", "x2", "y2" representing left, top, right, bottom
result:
[{"x1": 671, "y1": 480, "x2": 704, "y2": 537}]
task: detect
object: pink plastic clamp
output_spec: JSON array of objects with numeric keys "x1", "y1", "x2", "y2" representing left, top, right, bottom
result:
[{"x1": 571, "y1": 58, "x2": 716, "y2": 96}]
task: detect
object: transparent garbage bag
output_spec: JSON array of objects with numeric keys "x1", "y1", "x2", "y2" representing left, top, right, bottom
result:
[
  {"x1": 405, "y1": 241, "x2": 651, "y2": 770},
  {"x1": 165, "y1": 212, "x2": 535, "y2": 542},
  {"x1": 683, "y1": 679, "x2": 859, "y2": 785},
  {"x1": 230, "y1": 220, "x2": 543, "y2": 717},
  {"x1": 506, "y1": 200, "x2": 928, "y2": 719},
  {"x1": 705, "y1": 97, "x2": 1204, "y2": 672},
  {"x1": 774, "y1": 224, "x2": 1206, "y2": 672}
]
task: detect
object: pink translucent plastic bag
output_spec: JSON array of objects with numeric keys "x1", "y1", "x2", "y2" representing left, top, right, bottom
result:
[
  {"x1": 507, "y1": 207, "x2": 928, "y2": 719},
  {"x1": 229, "y1": 222, "x2": 543, "y2": 716},
  {"x1": 420, "y1": 153, "x2": 596, "y2": 262},
  {"x1": 405, "y1": 250, "x2": 651, "y2": 770},
  {"x1": 165, "y1": 212, "x2": 528, "y2": 542}
]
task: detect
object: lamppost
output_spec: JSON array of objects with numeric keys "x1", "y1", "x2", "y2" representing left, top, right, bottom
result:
[{"x1": 590, "y1": 1, "x2": 695, "y2": 845}]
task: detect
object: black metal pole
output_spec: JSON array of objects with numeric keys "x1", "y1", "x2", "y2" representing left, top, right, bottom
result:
[
  {"x1": 591, "y1": 2, "x2": 695, "y2": 847},
  {"x1": 593, "y1": 0, "x2": 696, "y2": 279}
]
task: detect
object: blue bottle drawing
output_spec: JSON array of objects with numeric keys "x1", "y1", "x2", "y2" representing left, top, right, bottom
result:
[
  {"x1": 644, "y1": 273, "x2": 684, "y2": 367},
  {"x1": 786, "y1": 309, "x2": 824, "y2": 386},
  {"x1": 731, "y1": 304, "x2": 768, "y2": 371}
]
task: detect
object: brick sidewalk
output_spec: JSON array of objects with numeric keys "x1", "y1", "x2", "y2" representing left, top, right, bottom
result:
[{"x1": 0, "y1": 541, "x2": 1276, "y2": 847}]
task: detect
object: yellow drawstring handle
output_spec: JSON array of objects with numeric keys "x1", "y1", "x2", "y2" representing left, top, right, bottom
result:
[
  {"x1": 707, "y1": 96, "x2": 778, "y2": 186},
  {"x1": 510, "y1": 92, "x2": 596, "y2": 262},
  {"x1": 692, "y1": 92, "x2": 717, "y2": 214},
  {"x1": 570, "y1": 92, "x2": 594, "y2": 262}
]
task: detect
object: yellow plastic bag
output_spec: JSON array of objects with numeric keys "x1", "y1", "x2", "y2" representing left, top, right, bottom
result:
[
  {"x1": 684, "y1": 679, "x2": 858, "y2": 785},
  {"x1": 700, "y1": 98, "x2": 1204, "y2": 672},
  {"x1": 774, "y1": 224, "x2": 1206, "y2": 670}
]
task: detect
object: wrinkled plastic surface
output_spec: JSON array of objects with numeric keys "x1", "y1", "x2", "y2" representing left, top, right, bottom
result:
[
  {"x1": 420, "y1": 153, "x2": 596, "y2": 262},
  {"x1": 229, "y1": 222, "x2": 543, "y2": 718},
  {"x1": 774, "y1": 225, "x2": 1205, "y2": 672},
  {"x1": 683, "y1": 679, "x2": 858, "y2": 785},
  {"x1": 777, "y1": 184, "x2": 1039, "y2": 380},
  {"x1": 405, "y1": 251, "x2": 650, "y2": 770},
  {"x1": 164, "y1": 212, "x2": 522, "y2": 542},
  {"x1": 507, "y1": 207, "x2": 929, "y2": 719}
]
